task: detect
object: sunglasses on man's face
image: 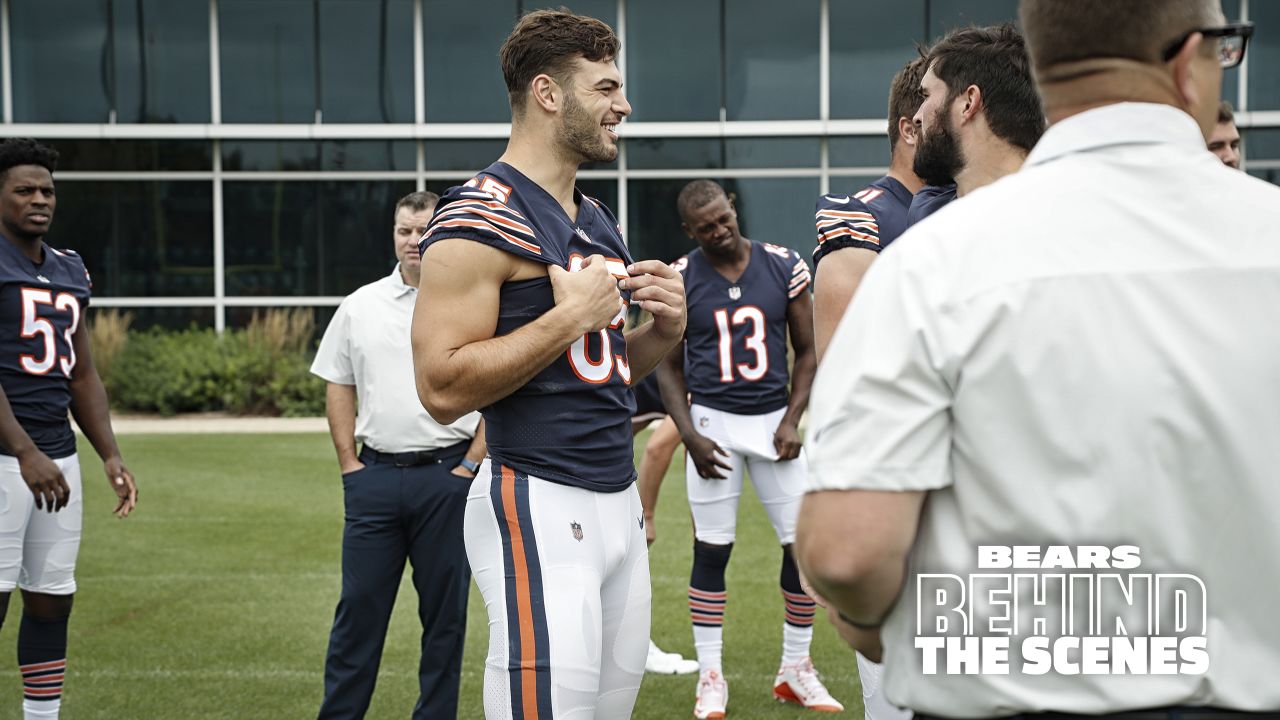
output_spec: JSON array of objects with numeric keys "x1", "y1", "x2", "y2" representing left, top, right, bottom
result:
[{"x1": 1162, "y1": 21, "x2": 1255, "y2": 69}]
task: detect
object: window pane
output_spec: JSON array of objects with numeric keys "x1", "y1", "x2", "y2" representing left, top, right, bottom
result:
[
  {"x1": 220, "y1": 0, "x2": 317, "y2": 122},
  {"x1": 52, "y1": 140, "x2": 212, "y2": 171},
  {"x1": 113, "y1": 0, "x2": 211, "y2": 122},
  {"x1": 626, "y1": 0, "x2": 720, "y2": 121},
  {"x1": 1246, "y1": 168, "x2": 1280, "y2": 188},
  {"x1": 576, "y1": 179, "x2": 619, "y2": 221},
  {"x1": 1245, "y1": 129, "x2": 1280, "y2": 160},
  {"x1": 726, "y1": 0, "x2": 820, "y2": 120},
  {"x1": 319, "y1": 0, "x2": 414, "y2": 122},
  {"x1": 627, "y1": 179, "x2": 693, "y2": 264},
  {"x1": 730, "y1": 177, "x2": 821, "y2": 255},
  {"x1": 629, "y1": 139, "x2": 724, "y2": 170},
  {"x1": 222, "y1": 142, "x2": 320, "y2": 171},
  {"x1": 423, "y1": 0, "x2": 516, "y2": 122},
  {"x1": 831, "y1": 1, "x2": 926, "y2": 119},
  {"x1": 11, "y1": 0, "x2": 112, "y2": 122},
  {"x1": 1220, "y1": 0, "x2": 1241, "y2": 106},
  {"x1": 927, "y1": 0, "x2": 1019, "y2": 38},
  {"x1": 92, "y1": 306, "x2": 216, "y2": 331},
  {"x1": 830, "y1": 136, "x2": 891, "y2": 168},
  {"x1": 726, "y1": 138, "x2": 820, "y2": 168},
  {"x1": 1248, "y1": 0, "x2": 1280, "y2": 110},
  {"x1": 49, "y1": 182, "x2": 214, "y2": 298},
  {"x1": 224, "y1": 181, "x2": 415, "y2": 297},
  {"x1": 424, "y1": 140, "x2": 509, "y2": 172},
  {"x1": 322, "y1": 141, "x2": 417, "y2": 171}
]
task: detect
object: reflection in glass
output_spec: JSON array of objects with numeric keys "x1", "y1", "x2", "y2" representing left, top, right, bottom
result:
[
  {"x1": 11, "y1": 0, "x2": 111, "y2": 122},
  {"x1": 725, "y1": 0, "x2": 820, "y2": 120},
  {"x1": 926, "y1": 0, "x2": 1019, "y2": 38},
  {"x1": 1248, "y1": 0, "x2": 1279, "y2": 110},
  {"x1": 48, "y1": 182, "x2": 214, "y2": 297},
  {"x1": 627, "y1": 179, "x2": 693, "y2": 264},
  {"x1": 626, "y1": 0, "x2": 720, "y2": 121},
  {"x1": 628, "y1": 139, "x2": 724, "y2": 170},
  {"x1": 829, "y1": 136, "x2": 891, "y2": 168},
  {"x1": 90, "y1": 306, "x2": 216, "y2": 332},
  {"x1": 424, "y1": 141, "x2": 511, "y2": 172},
  {"x1": 113, "y1": 0, "x2": 211, "y2": 122},
  {"x1": 222, "y1": 142, "x2": 320, "y2": 172},
  {"x1": 423, "y1": 0, "x2": 517, "y2": 122},
  {"x1": 319, "y1": 0, "x2": 414, "y2": 122},
  {"x1": 220, "y1": 0, "x2": 317, "y2": 122},
  {"x1": 52, "y1": 141, "x2": 212, "y2": 171},
  {"x1": 223, "y1": 182, "x2": 415, "y2": 297},
  {"x1": 831, "y1": 1, "x2": 926, "y2": 119}
]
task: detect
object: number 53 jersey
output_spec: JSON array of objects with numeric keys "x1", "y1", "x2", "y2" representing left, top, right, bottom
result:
[
  {"x1": 419, "y1": 162, "x2": 637, "y2": 492},
  {"x1": 0, "y1": 237, "x2": 91, "y2": 459},
  {"x1": 674, "y1": 241, "x2": 810, "y2": 415}
]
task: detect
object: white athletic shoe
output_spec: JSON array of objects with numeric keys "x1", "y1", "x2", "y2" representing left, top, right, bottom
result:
[
  {"x1": 646, "y1": 640, "x2": 700, "y2": 675},
  {"x1": 773, "y1": 657, "x2": 844, "y2": 712},
  {"x1": 693, "y1": 668, "x2": 728, "y2": 719}
]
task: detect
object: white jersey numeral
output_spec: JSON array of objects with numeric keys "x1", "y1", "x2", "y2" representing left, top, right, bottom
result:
[
  {"x1": 713, "y1": 305, "x2": 767, "y2": 383},
  {"x1": 20, "y1": 288, "x2": 81, "y2": 377},
  {"x1": 564, "y1": 255, "x2": 630, "y2": 385}
]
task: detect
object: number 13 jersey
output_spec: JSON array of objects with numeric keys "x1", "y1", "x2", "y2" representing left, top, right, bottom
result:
[
  {"x1": 0, "y1": 236, "x2": 91, "y2": 459},
  {"x1": 419, "y1": 161, "x2": 637, "y2": 492},
  {"x1": 674, "y1": 241, "x2": 810, "y2": 415}
]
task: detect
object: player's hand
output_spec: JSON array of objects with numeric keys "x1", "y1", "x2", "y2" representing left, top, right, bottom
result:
[
  {"x1": 104, "y1": 456, "x2": 137, "y2": 519},
  {"x1": 549, "y1": 255, "x2": 622, "y2": 334},
  {"x1": 450, "y1": 463, "x2": 476, "y2": 479},
  {"x1": 17, "y1": 448, "x2": 69, "y2": 512},
  {"x1": 773, "y1": 420, "x2": 803, "y2": 461},
  {"x1": 686, "y1": 433, "x2": 732, "y2": 480},
  {"x1": 644, "y1": 513, "x2": 656, "y2": 546},
  {"x1": 340, "y1": 459, "x2": 366, "y2": 475},
  {"x1": 621, "y1": 260, "x2": 686, "y2": 341}
]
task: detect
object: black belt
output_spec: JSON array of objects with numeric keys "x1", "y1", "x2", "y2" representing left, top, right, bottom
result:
[
  {"x1": 915, "y1": 708, "x2": 1267, "y2": 720},
  {"x1": 359, "y1": 440, "x2": 469, "y2": 468}
]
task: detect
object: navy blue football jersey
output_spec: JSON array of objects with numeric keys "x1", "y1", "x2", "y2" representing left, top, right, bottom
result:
[
  {"x1": 675, "y1": 241, "x2": 809, "y2": 415},
  {"x1": 906, "y1": 184, "x2": 957, "y2": 227},
  {"x1": 0, "y1": 237, "x2": 91, "y2": 459},
  {"x1": 812, "y1": 175, "x2": 913, "y2": 267},
  {"x1": 419, "y1": 162, "x2": 637, "y2": 492}
]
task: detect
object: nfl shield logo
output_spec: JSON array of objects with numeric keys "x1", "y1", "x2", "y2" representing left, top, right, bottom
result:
[
  {"x1": 571, "y1": 521, "x2": 583, "y2": 542},
  {"x1": 574, "y1": 227, "x2": 593, "y2": 244},
  {"x1": 727, "y1": 286, "x2": 742, "y2": 300}
]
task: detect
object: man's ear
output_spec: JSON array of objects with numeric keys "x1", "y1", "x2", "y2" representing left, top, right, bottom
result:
[
  {"x1": 1170, "y1": 32, "x2": 1204, "y2": 114},
  {"x1": 959, "y1": 84, "x2": 983, "y2": 124},
  {"x1": 898, "y1": 116, "x2": 918, "y2": 147},
  {"x1": 681, "y1": 222, "x2": 693, "y2": 239},
  {"x1": 531, "y1": 73, "x2": 561, "y2": 113}
]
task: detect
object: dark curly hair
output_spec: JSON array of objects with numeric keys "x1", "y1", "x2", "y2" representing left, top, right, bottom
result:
[{"x1": 0, "y1": 138, "x2": 58, "y2": 183}]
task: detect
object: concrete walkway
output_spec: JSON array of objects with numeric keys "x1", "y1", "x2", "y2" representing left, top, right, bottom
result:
[{"x1": 83, "y1": 415, "x2": 328, "y2": 435}]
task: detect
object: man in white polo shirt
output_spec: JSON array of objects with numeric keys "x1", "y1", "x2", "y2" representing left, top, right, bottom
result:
[
  {"x1": 312, "y1": 191, "x2": 486, "y2": 720},
  {"x1": 798, "y1": 0, "x2": 1279, "y2": 717}
]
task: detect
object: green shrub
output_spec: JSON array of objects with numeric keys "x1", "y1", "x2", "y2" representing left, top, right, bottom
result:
[{"x1": 103, "y1": 319, "x2": 325, "y2": 417}]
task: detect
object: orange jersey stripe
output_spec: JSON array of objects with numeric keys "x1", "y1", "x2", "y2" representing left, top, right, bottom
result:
[{"x1": 501, "y1": 466, "x2": 541, "y2": 720}]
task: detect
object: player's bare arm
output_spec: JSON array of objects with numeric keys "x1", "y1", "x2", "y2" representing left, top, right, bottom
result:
[
  {"x1": 795, "y1": 488, "x2": 924, "y2": 660},
  {"x1": 636, "y1": 416, "x2": 681, "y2": 545},
  {"x1": 620, "y1": 259, "x2": 686, "y2": 381},
  {"x1": 658, "y1": 342, "x2": 731, "y2": 479},
  {"x1": 324, "y1": 382, "x2": 363, "y2": 474},
  {"x1": 68, "y1": 322, "x2": 137, "y2": 518},
  {"x1": 812, "y1": 246, "x2": 877, "y2": 364},
  {"x1": 776, "y1": 289, "x2": 816, "y2": 461},
  {"x1": 451, "y1": 418, "x2": 488, "y2": 479},
  {"x1": 413, "y1": 238, "x2": 621, "y2": 424},
  {"x1": 0, "y1": 383, "x2": 66, "y2": 512}
]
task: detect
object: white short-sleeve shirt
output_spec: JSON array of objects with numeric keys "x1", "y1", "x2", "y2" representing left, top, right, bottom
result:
[
  {"x1": 311, "y1": 265, "x2": 480, "y2": 453},
  {"x1": 808, "y1": 103, "x2": 1280, "y2": 715}
]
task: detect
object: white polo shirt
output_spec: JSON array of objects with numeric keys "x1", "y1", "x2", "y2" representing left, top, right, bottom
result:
[
  {"x1": 808, "y1": 103, "x2": 1280, "y2": 716},
  {"x1": 311, "y1": 264, "x2": 480, "y2": 453}
]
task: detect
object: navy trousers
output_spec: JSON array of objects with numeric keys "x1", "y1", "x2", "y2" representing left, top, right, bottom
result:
[{"x1": 318, "y1": 440, "x2": 472, "y2": 720}]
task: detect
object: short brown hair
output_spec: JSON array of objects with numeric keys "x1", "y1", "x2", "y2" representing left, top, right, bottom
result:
[
  {"x1": 888, "y1": 55, "x2": 929, "y2": 153},
  {"x1": 499, "y1": 8, "x2": 620, "y2": 115},
  {"x1": 928, "y1": 23, "x2": 1045, "y2": 153},
  {"x1": 395, "y1": 191, "x2": 439, "y2": 217},
  {"x1": 1020, "y1": 0, "x2": 1219, "y2": 71},
  {"x1": 1218, "y1": 99, "x2": 1235, "y2": 124}
]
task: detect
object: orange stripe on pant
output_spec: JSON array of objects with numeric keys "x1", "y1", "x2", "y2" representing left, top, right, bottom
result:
[{"x1": 501, "y1": 465, "x2": 541, "y2": 720}]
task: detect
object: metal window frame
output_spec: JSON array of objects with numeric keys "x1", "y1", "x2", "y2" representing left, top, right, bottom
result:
[{"x1": 1, "y1": 0, "x2": 1277, "y2": 330}]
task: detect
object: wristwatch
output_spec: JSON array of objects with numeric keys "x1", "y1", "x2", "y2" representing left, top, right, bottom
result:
[{"x1": 458, "y1": 458, "x2": 481, "y2": 475}]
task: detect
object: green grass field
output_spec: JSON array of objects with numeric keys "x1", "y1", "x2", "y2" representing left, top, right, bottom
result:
[{"x1": 0, "y1": 431, "x2": 863, "y2": 719}]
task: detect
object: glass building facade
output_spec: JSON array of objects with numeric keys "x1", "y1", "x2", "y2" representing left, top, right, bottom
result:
[{"x1": 4, "y1": 0, "x2": 1277, "y2": 330}]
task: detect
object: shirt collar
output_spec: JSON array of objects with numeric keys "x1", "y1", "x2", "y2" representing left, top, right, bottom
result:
[
  {"x1": 389, "y1": 263, "x2": 416, "y2": 298},
  {"x1": 1026, "y1": 102, "x2": 1207, "y2": 167}
]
